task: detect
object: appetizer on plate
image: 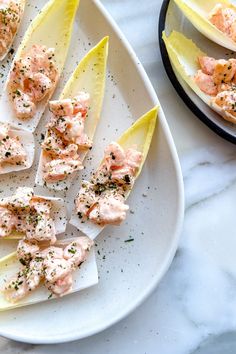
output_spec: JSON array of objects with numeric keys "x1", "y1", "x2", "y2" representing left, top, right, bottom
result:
[
  {"x1": 163, "y1": 30, "x2": 236, "y2": 123},
  {"x1": 70, "y1": 106, "x2": 158, "y2": 239},
  {"x1": 35, "y1": 37, "x2": 109, "y2": 191},
  {"x1": 174, "y1": 0, "x2": 236, "y2": 51},
  {"x1": 0, "y1": 0, "x2": 26, "y2": 61},
  {"x1": 0, "y1": 187, "x2": 67, "y2": 241},
  {"x1": 0, "y1": 0, "x2": 80, "y2": 132},
  {"x1": 209, "y1": 3, "x2": 236, "y2": 41},
  {"x1": 0, "y1": 122, "x2": 34, "y2": 174},
  {"x1": 0, "y1": 237, "x2": 98, "y2": 310}
]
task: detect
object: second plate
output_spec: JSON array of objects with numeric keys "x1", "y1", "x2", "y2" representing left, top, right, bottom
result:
[{"x1": 159, "y1": 0, "x2": 236, "y2": 144}]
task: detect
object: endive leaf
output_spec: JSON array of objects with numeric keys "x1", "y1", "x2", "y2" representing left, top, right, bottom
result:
[
  {"x1": 0, "y1": 0, "x2": 26, "y2": 61},
  {"x1": 70, "y1": 106, "x2": 158, "y2": 239},
  {"x1": 174, "y1": 0, "x2": 236, "y2": 51},
  {"x1": 0, "y1": 242, "x2": 98, "y2": 311},
  {"x1": 162, "y1": 31, "x2": 210, "y2": 104},
  {"x1": 0, "y1": 127, "x2": 35, "y2": 175},
  {"x1": 0, "y1": 0, "x2": 80, "y2": 132},
  {"x1": 35, "y1": 36, "x2": 109, "y2": 191},
  {"x1": 162, "y1": 30, "x2": 236, "y2": 123},
  {"x1": 3, "y1": 195, "x2": 67, "y2": 240}
]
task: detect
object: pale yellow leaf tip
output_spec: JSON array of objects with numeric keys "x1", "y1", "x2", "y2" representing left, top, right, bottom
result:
[
  {"x1": 49, "y1": 0, "x2": 80, "y2": 13},
  {"x1": 117, "y1": 106, "x2": 158, "y2": 165},
  {"x1": 138, "y1": 106, "x2": 158, "y2": 140},
  {"x1": 117, "y1": 106, "x2": 158, "y2": 180},
  {"x1": 85, "y1": 36, "x2": 109, "y2": 64},
  {"x1": 83, "y1": 36, "x2": 109, "y2": 62},
  {"x1": 120, "y1": 106, "x2": 158, "y2": 140},
  {"x1": 137, "y1": 105, "x2": 158, "y2": 147},
  {"x1": 27, "y1": 0, "x2": 80, "y2": 30},
  {"x1": 141, "y1": 106, "x2": 159, "y2": 128},
  {"x1": 66, "y1": 0, "x2": 81, "y2": 21},
  {"x1": 66, "y1": 36, "x2": 109, "y2": 83},
  {"x1": 97, "y1": 36, "x2": 109, "y2": 47}
]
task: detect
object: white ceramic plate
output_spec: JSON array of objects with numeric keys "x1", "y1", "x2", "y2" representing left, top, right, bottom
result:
[
  {"x1": 159, "y1": 0, "x2": 236, "y2": 144},
  {"x1": 0, "y1": 0, "x2": 184, "y2": 344}
]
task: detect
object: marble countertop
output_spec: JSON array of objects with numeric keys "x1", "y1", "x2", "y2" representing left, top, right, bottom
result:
[{"x1": 1, "y1": 0, "x2": 236, "y2": 353}]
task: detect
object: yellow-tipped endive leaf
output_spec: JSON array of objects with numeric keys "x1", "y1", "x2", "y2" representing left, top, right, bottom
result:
[
  {"x1": 35, "y1": 36, "x2": 109, "y2": 191},
  {"x1": 3, "y1": 194, "x2": 67, "y2": 240},
  {"x1": 174, "y1": 0, "x2": 236, "y2": 51},
  {"x1": 0, "y1": 238, "x2": 98, "y2": 311},
  {"x1": 0, "y1": 0, "x2": 80, "y2": 132},
  {"x1": 70, "y1": 106, "x2": 158, "y2": 239},
  {"x1": 0, "y1": 0, "x2": 26, "y2": 61},
  {"x1": 163, "y1": 30, "x2": 236, "y2": 123},
  {"x1": 0, "y1": 126, "x2": 35, "y2": 175}
]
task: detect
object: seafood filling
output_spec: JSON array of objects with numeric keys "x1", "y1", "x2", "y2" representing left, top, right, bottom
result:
[
  {"x1": 75, "y1": 142, "x2": 142, "y2": 226},
  {"x1": 8, "y1": 44, "x2": 58, "y2": 119},
  {"x1": 41, "y1": 93, "x2": 91, "y2": 183},
  {"x1": 209, "y1": 4, "x2": 236, "y2": 42},
  {"x1": 0, "y1": 187, "x2": 56, "y2": 243},
  {"x1": 194, "y1": 55, "x2": 236, "y2": 118},
  {"x1": 0, "y1": 0, "x2": 24, "y2": 58},
  {"x1": 4, "y1": 237, "x2": 93, "y2": 302},
  {"x1": 0, "y1": 122, "x2": 27, "y2": 168}
]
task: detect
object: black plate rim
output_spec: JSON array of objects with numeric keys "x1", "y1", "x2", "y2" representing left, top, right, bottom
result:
[{"x1": 158, "y1": 0, "x2": 236, "y2": 145}]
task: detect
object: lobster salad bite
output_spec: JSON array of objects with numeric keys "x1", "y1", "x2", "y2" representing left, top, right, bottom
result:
[
  {"x1": 0, "y1": 187, "x2": 66, "y2": 240},
  {"x1": 70, "y1": 107, "x2": 157, "y2": 239},
  {"x1": 194, "y1": 55, "x2": 236, "y2": 121},
  {"x1": 162, "y1": 30, "x2": 236, "y2": 123},
  {"x1": 41, "y1": 93, "x2": 91, "y2": 183},
  {"x1": 209, "y1": 3, "x2": 236, "y2": 42},
  {"x1": 36, "y1": 36, "x2": 109, "y2": 190},
  {"x1": 8, "y1": 44, "x2": 58, "y2": 120},
  {"x1": 75, "y1": 142, "x2": 142, "y2": 226},
  {"x1": 3, "y1": 236, "x2": 93, "y2": 302},
  {"x1": 0, "y1": 0, "x2": 25, "y2": 60},
  {"x1": 173, "y1": 0, "x2": 236, "y2": 52}
]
